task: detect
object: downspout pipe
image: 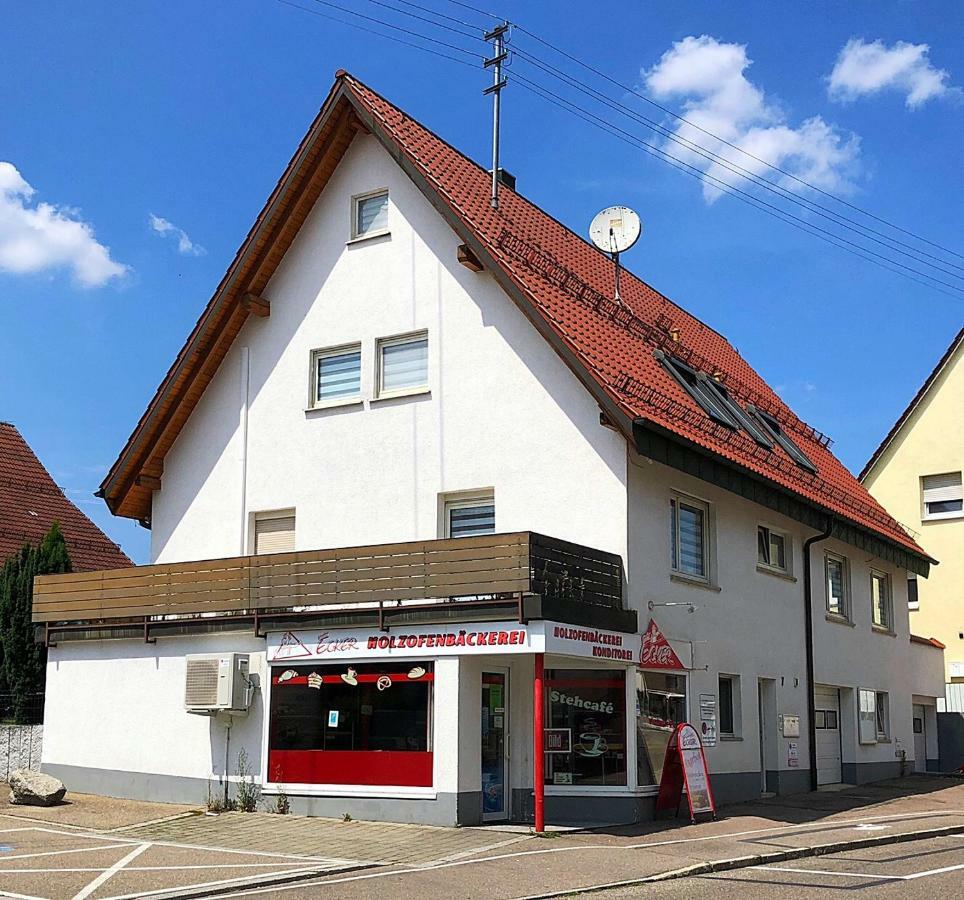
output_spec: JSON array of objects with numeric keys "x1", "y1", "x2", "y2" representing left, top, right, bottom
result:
[{"x1": 803, "y1": 516, "x2": 834, "y2": 792}]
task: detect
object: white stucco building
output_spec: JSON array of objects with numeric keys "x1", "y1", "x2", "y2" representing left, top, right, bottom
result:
[{"x1": 36, "y1": 72, "x2": 944, "y2": 826}]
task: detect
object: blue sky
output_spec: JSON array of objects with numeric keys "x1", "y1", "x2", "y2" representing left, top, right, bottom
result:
[{"x1": 1, "y1": 1, "x2": 961, "y2": 564}]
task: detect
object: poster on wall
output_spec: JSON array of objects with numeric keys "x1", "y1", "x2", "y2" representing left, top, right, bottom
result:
[
  {"x1": 698, "y1": 693, "x2": 717, "y2": 747},
  {"x1": 655, "y1": 723, "x2": 716, "y2": 823}
]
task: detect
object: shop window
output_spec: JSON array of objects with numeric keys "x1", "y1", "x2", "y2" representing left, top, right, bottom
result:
[
  {"x1": 268, "y1": 661, "x2": 434, "y2": 787},
  {"x1": 544, "y1": 669, "x2": 626, "y2": 786},
  {"x1": 636, "y1": 670, "x2": 687, "y2": 785}
]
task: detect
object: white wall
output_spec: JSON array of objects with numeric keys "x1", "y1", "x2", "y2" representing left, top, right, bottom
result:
[
  {"x1": 150, "y1": 133, "x2": 627, "y2": 566},
  {"x1": 43, "y1": 633, "x2": 266, "y2": 792},
  {"x1": 627, "y1": 449, "x2": 926, "y2": 781}
]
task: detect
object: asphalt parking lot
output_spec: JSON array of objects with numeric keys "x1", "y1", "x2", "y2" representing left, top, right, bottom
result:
[
  {"x1": 0, "y1": 817, "x2": 364, "y2": 900},
  {"x1": 562, "y1": 834, "x2": 964, "y2": 899}
]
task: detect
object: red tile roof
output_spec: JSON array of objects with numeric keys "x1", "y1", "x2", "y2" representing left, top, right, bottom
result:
[
  {"x1": 341, "y1": 75, "x2": 926, "y2": 561},
  {"x1": 0, "y1": 423, "x2": 131, "y2": 571},
  {"x1": 101, "y1": 72, "x2": 929, "y2": 566}
]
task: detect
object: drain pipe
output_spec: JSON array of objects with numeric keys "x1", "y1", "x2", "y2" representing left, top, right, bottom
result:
[{"x1": 803, "y1": 516, "x2": 834, "y2": 792}]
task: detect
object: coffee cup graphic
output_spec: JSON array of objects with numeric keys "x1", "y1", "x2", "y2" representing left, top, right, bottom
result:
[{"x1": 575, "y1": 732, "x2": 607, "y2": 757}]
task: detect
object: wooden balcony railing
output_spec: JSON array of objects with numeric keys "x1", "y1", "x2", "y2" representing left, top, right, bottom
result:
[{"x1": 33, "y1": 532, "x2": 624, "y2": 626}]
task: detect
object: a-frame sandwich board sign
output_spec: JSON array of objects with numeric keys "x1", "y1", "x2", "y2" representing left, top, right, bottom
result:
[{"x1": 655, "y1": 722, "x2": 717, "y2": 824}]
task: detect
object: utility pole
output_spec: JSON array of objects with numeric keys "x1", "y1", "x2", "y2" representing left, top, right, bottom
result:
[{"x1": 484, "y1": 22, "x2": 510, "y2": 209}]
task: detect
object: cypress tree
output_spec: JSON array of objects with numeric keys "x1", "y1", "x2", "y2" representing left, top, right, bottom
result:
[{"x1": 0, "y1": 523, "x2": 72, "y2": 723}]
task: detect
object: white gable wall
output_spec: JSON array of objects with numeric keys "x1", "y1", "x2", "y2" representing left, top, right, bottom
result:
[{"x1": 150, "y1": 134, "x2": 628, "y2": 564}]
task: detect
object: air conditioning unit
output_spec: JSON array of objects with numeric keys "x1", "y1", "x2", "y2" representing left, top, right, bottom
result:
[{"x1": 185, "y1": 653, "x2": 250, "y2": 715}]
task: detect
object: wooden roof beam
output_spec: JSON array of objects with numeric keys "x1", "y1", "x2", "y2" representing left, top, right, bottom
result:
[{"x1": 241, "y1": 293, "x2": 270, "y2": 317}]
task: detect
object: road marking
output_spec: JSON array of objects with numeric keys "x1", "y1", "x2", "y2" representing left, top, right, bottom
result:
[
  {"x1": 202, "y1": 811, "x2": 964, "y2": 899},
  {"x1": 98, "y1": 866, "x2": 338, "y2": 900},
  {"x1": 71, "y1": 842, "x2": 151, "y2": 900},
  {"x1": 757, "y1": 860, "x2": 964, "y2": 881},
  {"x1": 757, "y1": 865, "x2": 905, "y2": 880},
  {"x1": 0, "y1": 844, "x2": 132, "y2": 862},
  {"x1": 854, "y1": 823, "x2": 890, "y2": 831}
]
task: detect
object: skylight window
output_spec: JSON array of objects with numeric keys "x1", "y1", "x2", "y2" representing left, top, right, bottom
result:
[
  {"x1": 748, "y1": 406, "x2": 817, "y2": 474},
  {"x1": 655, "y1": 351, "x2": 773, "y2": 448}
]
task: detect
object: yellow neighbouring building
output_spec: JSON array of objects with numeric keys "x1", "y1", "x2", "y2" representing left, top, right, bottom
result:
[{"x1": 861, "y1": 328, "x2": 964, "y2": 710}]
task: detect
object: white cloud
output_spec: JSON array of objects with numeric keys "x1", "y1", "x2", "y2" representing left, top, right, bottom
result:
[
  {"x1": 643, "y1": 35, "x2": 860, "y2": 203},
  {"x1": 828, "y1": 38, "x2": 954, "y2": 108},
  {"x1": 149, "y1": 213, "x2": 205, "y2": 256},
  {"x1": 0, "y1": 162, "x2": 127, "y2": 287}
]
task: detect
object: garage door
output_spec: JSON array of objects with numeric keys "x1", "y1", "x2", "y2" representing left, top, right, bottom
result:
[{"x1": 814, "y1": 686, "x2": 842, "y2": 785}]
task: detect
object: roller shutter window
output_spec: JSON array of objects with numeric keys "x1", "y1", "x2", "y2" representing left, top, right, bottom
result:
[
  {"x1": 922, "y1": 472, "x2": 963, "y2": 520},
  {"x1": 254, "y1": 513, "x2": 296, "y2": 555}
]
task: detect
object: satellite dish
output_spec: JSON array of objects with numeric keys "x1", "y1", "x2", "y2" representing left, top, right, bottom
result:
[
  {"x1": 589, "y1": 206, "x2": 642, "y2": 255},
  {"x1": 589, "y1": 206, "x2": 642, "y2": 302}
]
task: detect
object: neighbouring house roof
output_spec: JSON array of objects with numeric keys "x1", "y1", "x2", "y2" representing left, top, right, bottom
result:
[
  {"x1": 859, "y1": 327, "x2": 964, "y2": 482},
  {"x1": 99, "y1": 71, "x2": 931, "y2": 570},
  {"x1": 0, "y1": 423, "x2": 131, "y2": 571},
  {"x1": 910, "y1": 634, "x2": 946, "y2": 651}
]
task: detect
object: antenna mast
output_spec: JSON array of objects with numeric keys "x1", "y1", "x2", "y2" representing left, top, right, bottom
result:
[{"x1": 484, "y1": 22, "x2": 510, "y2": 209}]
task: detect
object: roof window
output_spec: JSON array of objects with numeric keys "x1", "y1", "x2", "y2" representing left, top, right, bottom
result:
[
  {"x1": 655, "y1": 351, "x2": 773, "y2": 448},
  {"x1": 748, "y1": 406, "x2": 817, "y2": 474}
]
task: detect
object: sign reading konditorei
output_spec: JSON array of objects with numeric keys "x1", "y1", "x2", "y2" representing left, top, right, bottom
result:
[{"x1": 267, "y1": 620, "x2": 646, "y2": 663}]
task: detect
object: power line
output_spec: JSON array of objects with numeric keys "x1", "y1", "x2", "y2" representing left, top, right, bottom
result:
[
  {"x1": 511, "y1": 48, "x2": 964, "y2": 280},
  {"x1": 439, "y1": 0, "x2": 964, "y2": 263},
  {"x1": 363, "y1": 1, "x2": 964, "y2": 281},
  {"x1": 278, "y1": 0, "x2": 478, "y2": 66},
  {"x1": 513, "y1": 74, "x2": 964, "y2": 299},
  {"x1": 275, "y1": 0, "x2": 963, "y2": 297}
]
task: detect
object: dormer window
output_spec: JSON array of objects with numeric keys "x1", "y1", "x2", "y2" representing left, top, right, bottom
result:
[{"x1": 352, "y1": 189, "x2": 389, "y2": 239}]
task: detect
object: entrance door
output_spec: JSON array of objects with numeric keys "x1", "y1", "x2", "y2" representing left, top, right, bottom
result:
[
  {"x1": 481, "y1": 670, "x2": 509, "y2": 821},
  {"x1": 913, "y1": 704, "x2": 926, "y2": 773},
  {"x1": 814, "y1": 686, "x2": 842, "y2": 785}
]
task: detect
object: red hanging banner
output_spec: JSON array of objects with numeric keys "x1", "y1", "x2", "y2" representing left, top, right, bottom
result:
[
  {"x1": 638, "y1": 619, "x2": 685, "y2": 670},
  {"x1": 655, "y1": 723, "x2": 716, "y2": 823}
]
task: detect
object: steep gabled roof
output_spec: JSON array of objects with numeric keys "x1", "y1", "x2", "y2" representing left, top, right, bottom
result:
[
  {"x1": 101, "y1": 72, "x2": 930, "y2": 570},
  {"x1": 860, "y1": 327, "x2": 964, "y2": 481},
  {"x1": 0, "y1": 423, "x2": 131, "y2": 571}
]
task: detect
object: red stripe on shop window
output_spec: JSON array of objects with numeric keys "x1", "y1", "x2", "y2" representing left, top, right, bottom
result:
[{"x1": 268, "y1": 750, "x2": 433, "y2": 787}]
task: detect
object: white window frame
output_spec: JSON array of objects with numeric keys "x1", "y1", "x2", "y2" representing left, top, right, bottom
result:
[
  {"x1": 757, "y1": 524, "x2": 791, "y2": 575},
  {"x1": 871, "y1": 569, "x2": 893, "y2": 631},
  {"x1": 718, "y1": 673, "x2": 741, "y2": 738},
  {"x1": 250, "y1": 508, "x2": 296, "y2": 555},
  {"x1": 375, "y1": 330, "x2": 429, "y2": 400},
  {"x1": 670, "y1": 491, "x2": 711, "y2": 583},
  {"x1": 907, "y1": 574, "x2": 919, "y2": 611},
  {"x1": 441, "y1": 491, "x2": 495, "y2": 539},
  {"x1": 921, "y1": 471, "x2": 963, "y2": 522},
  {"x1": 858, "y1": 688, "x2": 877, "y2": 745},
  {"x1": 309, "y1": 342, "x2": 363, "y2": 409},
  {"x1": 825, "y1": 552, "x2": 850, "y2": 620},
  {"x1": 875, "y1": 691, "x2": 890, "y2": 740},
  {"x1": 351, "y1": 188, "x2": 390, "y2": 241}
]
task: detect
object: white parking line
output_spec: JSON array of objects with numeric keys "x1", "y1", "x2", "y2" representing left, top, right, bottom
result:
[
  {"x1": 757, "y1": 860, "x2": 964, "y2": 881},
  {"x1": 72, "y1": 843, "x2": 151, "y2": 900}
]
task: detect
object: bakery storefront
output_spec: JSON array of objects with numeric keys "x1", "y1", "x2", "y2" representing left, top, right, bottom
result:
[{"x1": 262, "y1": 618, "x2": 687, "y2": 826}]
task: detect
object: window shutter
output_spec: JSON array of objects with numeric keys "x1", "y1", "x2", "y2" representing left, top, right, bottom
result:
[
  {"x1": 448, "y1": 503, "x2": 495, "y2": 538},
  {"x1": 381, "y1": 336, "x2": 428, "y2": 392},
  {"x1": 922, "y1": 472, "x2": 963, "y2": 514},
  {"x1": 255, "y1": 515, "x2": 295, "y2": 554},
  {"x1": 356, "y1": 192, "x2": 388, "y2": 235}
]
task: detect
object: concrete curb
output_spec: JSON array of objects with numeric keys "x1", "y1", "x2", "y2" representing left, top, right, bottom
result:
[{"x1": 517, "y1": 822, "x2": 964, "y2": 899}]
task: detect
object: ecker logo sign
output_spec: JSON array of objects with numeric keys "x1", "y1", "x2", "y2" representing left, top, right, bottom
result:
[{"x1": 639, "y1": 619, "x2": 684, "y2": 670}]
